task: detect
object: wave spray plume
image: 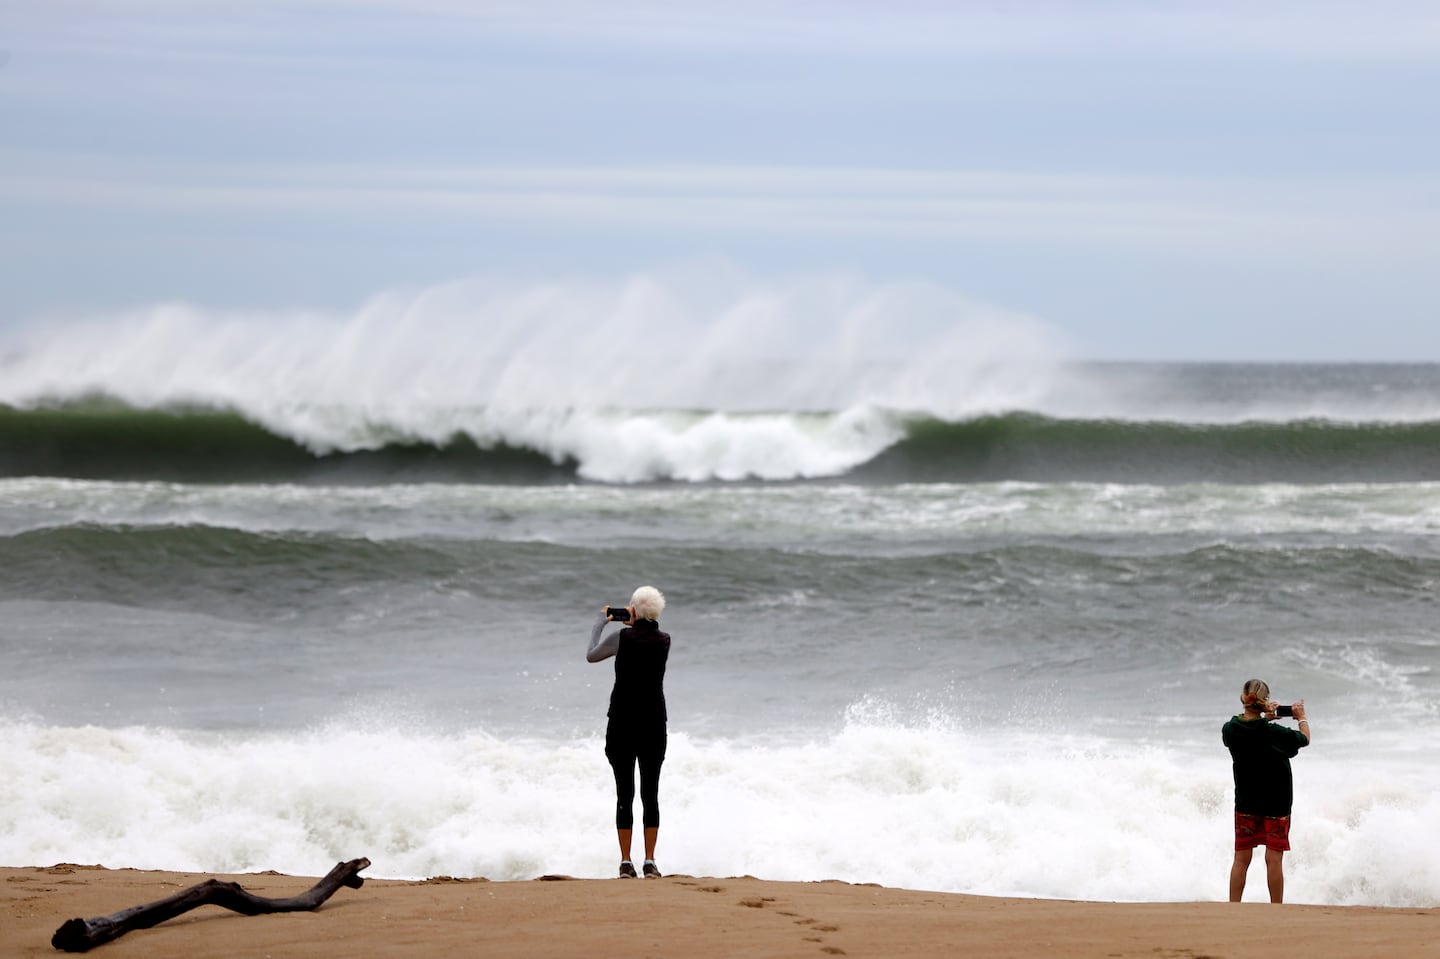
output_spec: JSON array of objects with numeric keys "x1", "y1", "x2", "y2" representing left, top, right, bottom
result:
[{"x1": 0, "y1": 267, "x2": 1064, "y2": 482}]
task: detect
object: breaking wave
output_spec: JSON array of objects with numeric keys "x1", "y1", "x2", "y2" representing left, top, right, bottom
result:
[{"x1": 6, "y1": 402, "x2": 1440, "y2": 483}]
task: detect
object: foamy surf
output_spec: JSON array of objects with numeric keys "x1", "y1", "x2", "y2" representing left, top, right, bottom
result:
[{"x1": 2, "y1": 717, "x2": 1436, "y2": 907}]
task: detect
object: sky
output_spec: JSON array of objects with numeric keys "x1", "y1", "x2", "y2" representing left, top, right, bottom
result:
[{"x1": 2, "y1": 0, "x2": 1438, "y2": 362}]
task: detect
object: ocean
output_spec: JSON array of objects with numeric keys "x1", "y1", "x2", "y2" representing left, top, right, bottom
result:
[{"x1": 1, "y1": 300, "x2": 1438, "y2": 906}]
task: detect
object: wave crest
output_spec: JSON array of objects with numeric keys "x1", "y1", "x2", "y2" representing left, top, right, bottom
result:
[{"x1": 1, "y1": 268, "x2": 1064, "y2": 419}]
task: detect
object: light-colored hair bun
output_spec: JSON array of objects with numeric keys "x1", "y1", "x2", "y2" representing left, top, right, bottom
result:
[{"x1": 630, "y1": 585, "x2": 666, "y2": 621}]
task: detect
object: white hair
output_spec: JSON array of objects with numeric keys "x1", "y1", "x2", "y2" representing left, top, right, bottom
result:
[{"x1": 630, "y1": 585, "x2": 666, "y2": 621}]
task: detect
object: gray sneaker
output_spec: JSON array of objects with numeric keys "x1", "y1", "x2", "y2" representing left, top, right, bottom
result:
[
  {"x1": 618, "y1": 861, "x2": 638, "y2": 879},
  {"x1": 642, "y1": 860, "x2": 662, "y2": 878}
]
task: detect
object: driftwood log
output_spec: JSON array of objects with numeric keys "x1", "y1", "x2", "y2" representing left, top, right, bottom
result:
[{"x1": 51, "y1": 856, "x2": 370, "y2": 953}]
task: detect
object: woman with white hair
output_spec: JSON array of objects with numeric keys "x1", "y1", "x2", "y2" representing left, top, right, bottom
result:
[{"x1": 587, "y1": 585, "x2": 671, "y2": 879}]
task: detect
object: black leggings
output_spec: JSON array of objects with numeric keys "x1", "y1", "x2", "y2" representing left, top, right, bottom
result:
[{"x1": 605, "y1": 720, "x2": 667, "y2": 830}]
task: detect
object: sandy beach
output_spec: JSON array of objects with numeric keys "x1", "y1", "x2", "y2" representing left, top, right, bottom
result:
[{"x1": 4, "y1": 863, "x2": 1435, "y2": 959}]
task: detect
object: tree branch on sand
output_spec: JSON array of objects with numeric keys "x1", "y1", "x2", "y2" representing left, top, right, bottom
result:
[{"x1": 51, "y1": 857, "x2": 371, "y2": 953}]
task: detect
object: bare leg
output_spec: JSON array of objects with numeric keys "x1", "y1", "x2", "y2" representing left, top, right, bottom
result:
[
  {"x1": 617, "y1": 828, "x2": 633, "y2": 863},
  {"x1": 1229, "y1": 848, "x2": 1253, "y2": 902},
  {"x1": 1265, "y1": 847, "x2": 1285, "y2": 903},
  {"x1": 643, "y1": 827, "x2": 658, "y2": 861}
]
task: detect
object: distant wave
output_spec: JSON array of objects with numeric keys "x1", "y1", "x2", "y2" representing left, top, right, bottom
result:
[{"x1": 6, "y1": 401, "x2": 1440, "y2": 484}]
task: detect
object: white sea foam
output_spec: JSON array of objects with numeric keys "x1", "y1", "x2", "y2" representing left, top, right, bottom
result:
[{"x1": 2, "y1": 717, "x2": 1436, "y2": 906}]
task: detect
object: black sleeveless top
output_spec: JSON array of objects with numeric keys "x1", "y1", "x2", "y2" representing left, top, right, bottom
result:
[{"x1": 608, "y1": 618, "x2": 671, "y2": 724}]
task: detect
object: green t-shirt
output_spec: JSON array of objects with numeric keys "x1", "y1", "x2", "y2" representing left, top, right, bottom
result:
[{"x1": 1222, "y1": 715, "x2": 1309, "y2": 817}]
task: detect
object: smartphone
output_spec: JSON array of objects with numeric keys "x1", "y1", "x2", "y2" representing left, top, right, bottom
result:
[
  {"x1": 606, "y1": 606, "x2": 632, "y2": 622},
  {"x1": 1274, "y1": 704, "x2": 1294, "y2": 717}
]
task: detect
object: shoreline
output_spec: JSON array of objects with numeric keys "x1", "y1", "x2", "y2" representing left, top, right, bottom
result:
[{"x1": 5, "y1": 864, "x2": 1436, "y2": 958}]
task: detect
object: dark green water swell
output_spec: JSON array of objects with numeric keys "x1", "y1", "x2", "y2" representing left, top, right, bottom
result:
[
  {"x1": 6, "y1": 402, "x2": 1440, "y2": 484},
  {"x1": 0, "y1": 404, "x2": 576, "y2": 483},
  {"x1": 860, "y1": 413, "x2": 1440, "y2": 483}
]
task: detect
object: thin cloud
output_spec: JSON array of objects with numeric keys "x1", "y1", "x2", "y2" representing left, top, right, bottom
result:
[
  {"x1": 257, "y1": 0, "x2": 1440, "y2": 60},
  {"x1": 17, "y1": 1, "x2": 1440, "y2": 62},
  {"x1": 3, "y1": 152, "x2": 1433, "y2": 263}
]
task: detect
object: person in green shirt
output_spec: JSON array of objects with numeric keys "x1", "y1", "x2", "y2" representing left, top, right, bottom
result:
[{"x1": 1222, "y1": 678, "x2": 1311, "y2": 903}]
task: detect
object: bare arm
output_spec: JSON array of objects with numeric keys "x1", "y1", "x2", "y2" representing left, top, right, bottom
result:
[{"x1": 1293, "y1": 700, "x2": 1311, "y2": 744}]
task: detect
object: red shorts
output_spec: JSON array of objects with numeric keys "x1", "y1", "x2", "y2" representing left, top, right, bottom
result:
[{"x1": 1234, "y1": 812, "x2": 1291, "y2": 851}]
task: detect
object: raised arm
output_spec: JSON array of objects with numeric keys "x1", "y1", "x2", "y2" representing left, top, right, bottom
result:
[{"x1": 587, "y1": 608, "x2": 621, "y2": 662}]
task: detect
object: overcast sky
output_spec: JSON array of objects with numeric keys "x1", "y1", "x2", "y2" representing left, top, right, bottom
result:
[{"x1": 3, "y1": 0, "x2": 1438, "y2": 361}]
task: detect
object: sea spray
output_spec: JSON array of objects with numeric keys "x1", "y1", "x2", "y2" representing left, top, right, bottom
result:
[
  {"x1": 6, "y1": 274, "x2": 1440, "y2": 482},
  {"x1": 0, "y1": 270, "x2": 1073, "y2": 481},
  {"x1": 0, "y1": 269, "x2": 1064, "y2": 422}
]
